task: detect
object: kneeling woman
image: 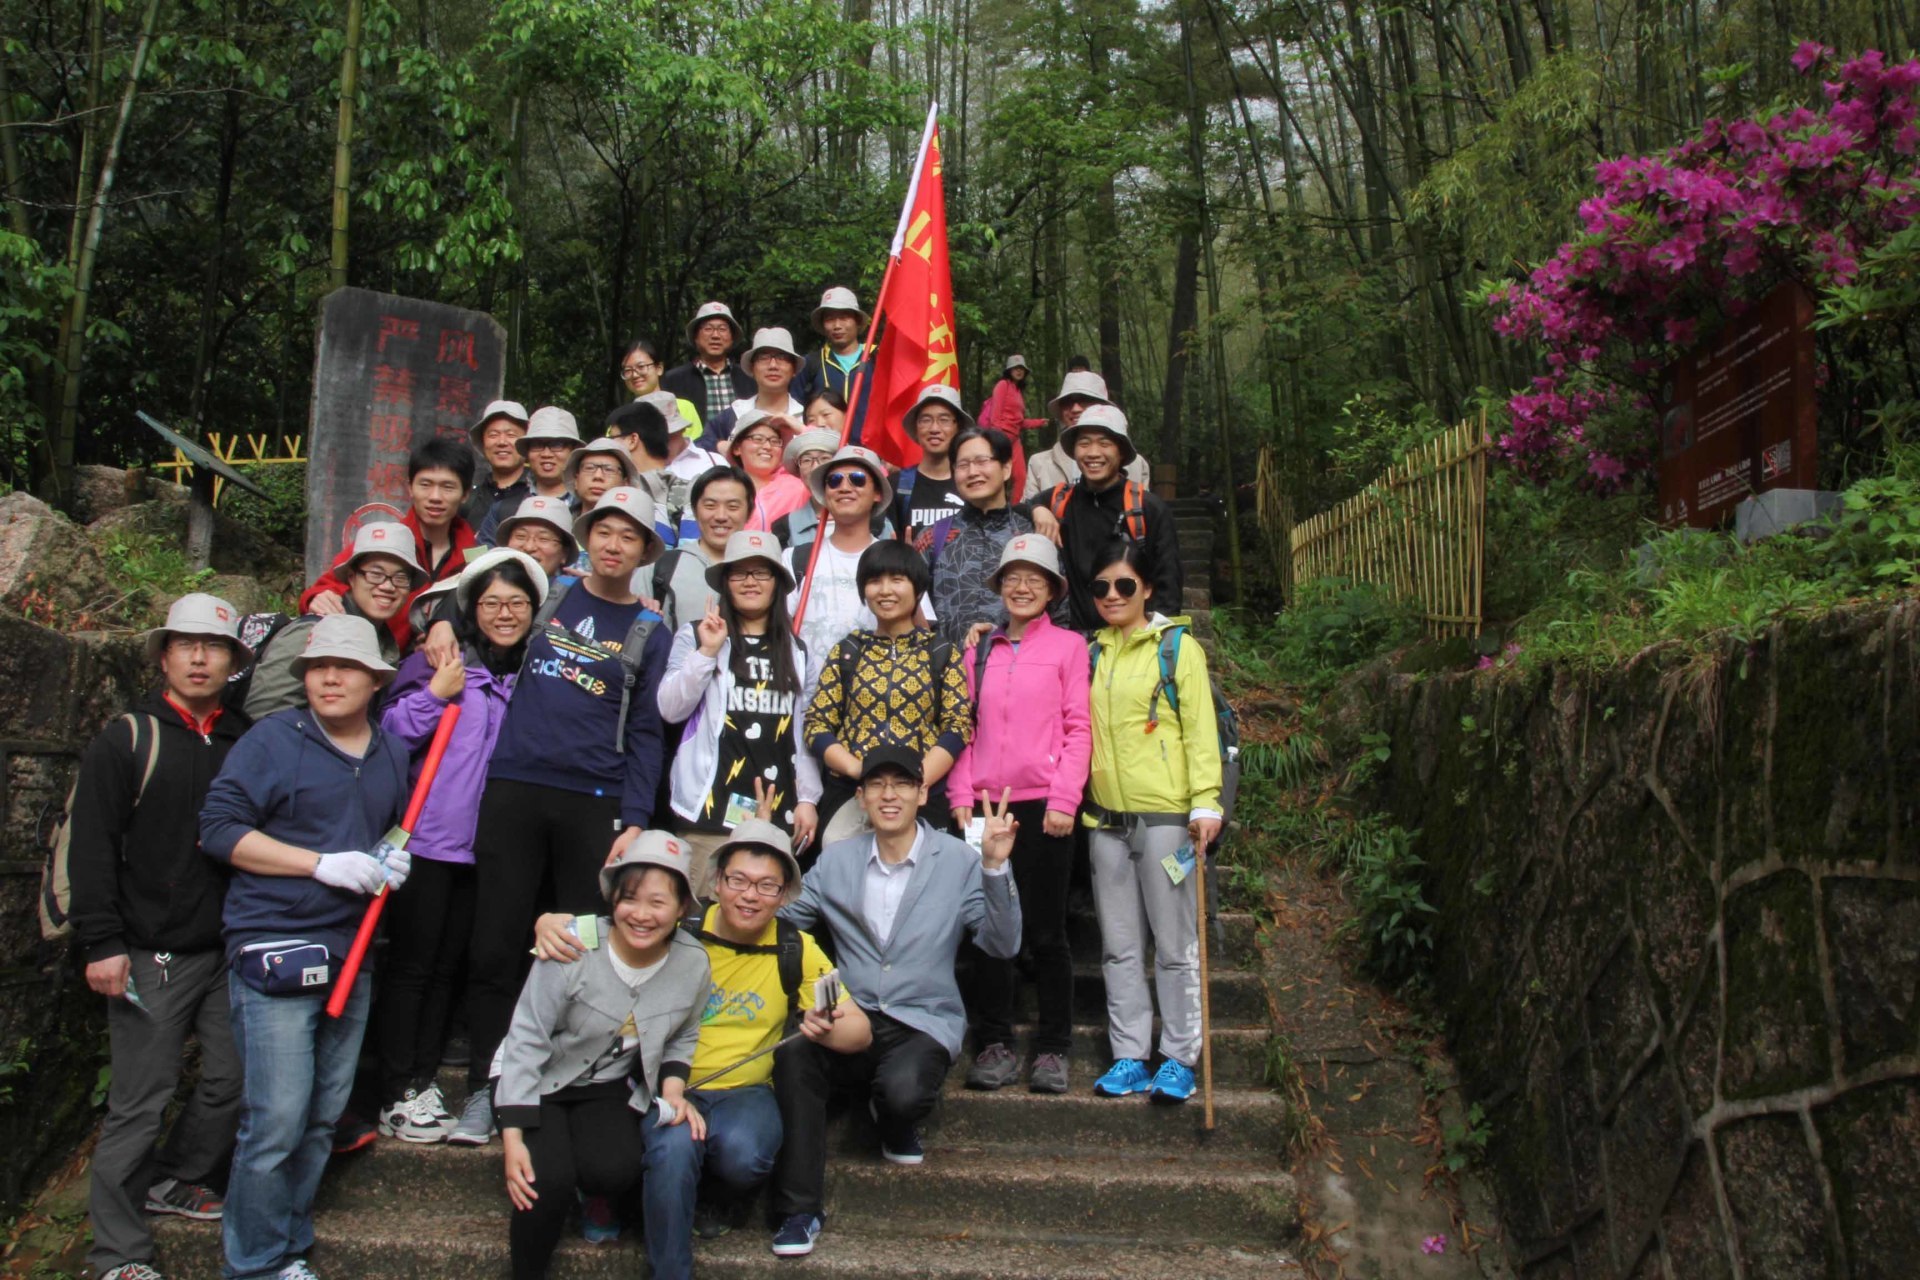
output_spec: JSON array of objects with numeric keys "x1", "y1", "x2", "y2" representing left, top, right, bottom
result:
[
  {"x1": 1083, "y1": 539, "x2": 1223, "y2": 1105},
  {"x1": 656, "y1": 529, "x2": 820, "y2": 893},
  {"x1": 498, "y1": 832, "x2": 709, "y2": 1280}
]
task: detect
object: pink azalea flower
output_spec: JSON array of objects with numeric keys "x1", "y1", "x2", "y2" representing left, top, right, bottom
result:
[{"x1": 1422, "y1": 1234, "x2": 1448, "y2": 1255}]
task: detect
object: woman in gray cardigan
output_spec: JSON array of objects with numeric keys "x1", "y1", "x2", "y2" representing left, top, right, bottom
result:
[{"x1": 497, "y1": 831, "x2": 710, "y2": 1280}]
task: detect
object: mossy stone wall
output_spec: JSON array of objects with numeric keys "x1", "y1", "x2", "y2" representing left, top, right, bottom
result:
[{"x1": 1349, "y1": 603, "x2": 1920, "y2": 1278}]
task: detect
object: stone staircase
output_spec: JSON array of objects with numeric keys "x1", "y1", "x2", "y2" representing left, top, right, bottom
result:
[
  {"x1": 153, "y1": 912, "x2": 1300, "y2": 1278},
  {"x1": 1166, "y1": 496, "x2": 1219, "y2": 640}
]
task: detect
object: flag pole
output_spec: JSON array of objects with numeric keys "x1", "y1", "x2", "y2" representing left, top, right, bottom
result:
[{"x1": 791, "y1": 101, "x2": 939, "y2": 634}]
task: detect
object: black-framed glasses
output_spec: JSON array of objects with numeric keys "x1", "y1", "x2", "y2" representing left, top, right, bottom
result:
[
  {"x1": 825, "y1": 470, "x2": 871, "y2": 490},
  {"x1": 357, "y1": 566, "x2": 414, "y2": 590},
  {"x1": 620, "y1": 362, "x2": 659, "y2": 378},
  {"x1": 720, "y1": 871, "x2": 786, "y2": 898},
  {"x1": 1091, "y1": 576, "x2": 1140, "y2": 600},
  {"x1": 727, "y1": 566, "x2": 776, "y2": 584}
]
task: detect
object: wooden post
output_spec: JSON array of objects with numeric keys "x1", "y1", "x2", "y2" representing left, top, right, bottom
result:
[{"x1": 186, "y1": 468, "x2": 216, "y2": 571}]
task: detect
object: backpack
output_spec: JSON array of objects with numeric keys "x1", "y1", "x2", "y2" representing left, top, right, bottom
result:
[
  {"x1": 680, "y1": 916, "x2": 805, "y2": 1030},
  {"x1": 1047, "y1": 480, "x2": 1148, "y2": 543},
  {"x1": 221, "y1": 612, "x2": 295, "y2": 712},
  {"x1": 532, "y1": 582, "x2": 662, "y2": 753},
  {"x1": 40, "y1": 713, "x2": 162, "y2": 941},
  {"x1": 1088, "y1": 625, "x2": 1241, "y2": 845},
  {"x1": 831, "y1": 632, "x2": 959, "y2": 744},
  {"x1": 915, "y1": 515, "x2": 965, "y2": 569}
]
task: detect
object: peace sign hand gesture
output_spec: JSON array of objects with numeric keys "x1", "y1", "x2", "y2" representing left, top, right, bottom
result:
[
  {"x1": 695, "y1": 599, "x2": 727, "y2": 656},
  {"x1": 978, "y1": 788, "x2": 1018, "y2": 871}
]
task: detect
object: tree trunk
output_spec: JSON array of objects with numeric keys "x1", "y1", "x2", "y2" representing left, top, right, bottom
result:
[
  {"x1": 328, "y1": 0, "x2": 365, "y2": 292},
  {"x1": 188, "y1": 85, "x2": 243, "y2": 429},
  {"x1": 0, "y1": 53, "x2": 31, "y2": 240},
  {"x1": 1160, "y1": 230, "x2": 1199, "y2": 462}
]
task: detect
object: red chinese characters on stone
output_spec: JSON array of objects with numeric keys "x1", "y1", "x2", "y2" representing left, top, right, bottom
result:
[
  {"x1": 373, "y1": 364, "x2": 415, "y2": 408},
  {"x1": 436, "y1": 375, "x2": 473, "y2": 419},
  {"x1": 437, "y1": 329, "x2": 479, "y2": 370},
  {"x1": 377, "y1": 316, "x2": 420, "y2": 354},
  {"x1": 365, "y1": 460, "x2": 409, "y2": 501},
  {"x1": 369, "y1": 414, "x2": 411, "y2": 454}
]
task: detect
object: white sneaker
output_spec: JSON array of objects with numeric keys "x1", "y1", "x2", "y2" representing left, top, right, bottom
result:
[{"x1": 377, "y1": 1086, "x2": 455, "y2": 1143}]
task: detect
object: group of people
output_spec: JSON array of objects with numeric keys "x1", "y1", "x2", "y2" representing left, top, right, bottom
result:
[{"x1": 68, "y1": 287, "x2": 1224, "y2": 1280}]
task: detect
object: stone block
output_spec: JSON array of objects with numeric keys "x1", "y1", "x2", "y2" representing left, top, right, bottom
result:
[
  {"x1": 1768, "y1": 621, "x2": 1885, "y2": 861},
  {"x1": 1601, "y1": 1054, "x2": 1690, "y2": 1257},
  {"x1": 1821, "y1": 877, "x2": 1920, "y2": 1076},
  {"x1": 1635, "y1": 819, "x2": 1714, "y2": 1027},
  {"x1": 69, "y1": 464, "x2": 141, "y2": 524},
  {"x1": 1814, "y1": 1080, "x2": 1920, "y2": 1280},
  {"x1": 1659, "y1": 1143, "x2": 1736, "y2": 1280},
  {"x1": 1570, "y1": 1213, "x2": 1612, "y2": 1275},
  {"x1": 0, "y1": 493, "x2": 125, "y2": 629},
  {"x1": 1555, "y1": 1044, "x2": 1605, "y2": 1215},
  {"x1": 3, "y1": 754, "x2": 71, "y2": 865},
  {"x1": 1716, "y1": 1112, "x2": 1835, "y2": 1279},
  {"x1": 1721, "y1": 871, "x2": 1831, "y2": 1099},
  {"x1": 1585, "y1": 939, "x2": 1657, "y2": 1105},
  {"x1": 1733, "y1": 488, "x2": 1841, "y2": 543},
  {"x1": 1671, "y1": 962, "x2": 1721, "y2": 1120}
]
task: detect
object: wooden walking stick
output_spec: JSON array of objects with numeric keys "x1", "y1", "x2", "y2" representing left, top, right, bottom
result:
[{"x1": 1193, "y1": 843, "x2": 1216, "y2": 1131}]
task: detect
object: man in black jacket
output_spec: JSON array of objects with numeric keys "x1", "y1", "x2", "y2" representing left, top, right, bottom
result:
[
  {"x1": 661, "y1": 301, "x2": 755, "y2": 444},
  {"x1": 1041, "y1": 403, "x2": 1183, "y2": 630},
  {"x1": 71, "y1": 593, "x2": 254, "y2": 1280}
]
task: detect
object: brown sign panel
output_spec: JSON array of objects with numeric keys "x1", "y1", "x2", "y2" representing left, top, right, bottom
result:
[
  {"x1": 1657, "y1": 281, "x2": 1817, "y2": 529},
  {"x1": 303, "y1": 288, "x2": 506, "y2": 579}
]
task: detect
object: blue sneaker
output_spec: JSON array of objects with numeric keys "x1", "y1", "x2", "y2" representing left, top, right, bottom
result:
[
  {"x1": 1093, "y1": 1058, "x2": 1152, "y2": 1097},
  {"x1": 1147, "y1": 1057, "x2": 1197, "y2": 1103},
  {"x1": 580, "y1": 1192, "x2": 619, "y2": 1244},
  {"x1": 770, "y1": 1212, "x2": 824, "y2": 1257}
]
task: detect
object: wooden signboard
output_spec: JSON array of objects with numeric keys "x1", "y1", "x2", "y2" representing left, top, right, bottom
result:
[
  {"x1": 303, "y1": 288, "x2": 506, "y2": 579},
  {"x1": 1657, "y1": 281, "x2": 1817, "y2": 529}
]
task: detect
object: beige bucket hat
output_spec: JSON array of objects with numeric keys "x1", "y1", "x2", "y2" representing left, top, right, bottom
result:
[
  {"x1": 143, "y1": 592, "x2": 251, "y2": 663},
  {"x1": 686, "y1": 301, "x2": 743, "y2": 351},
  {"x1": 710, "y1": 819, "x2": 803, "y2": 905},
  {"x1": 494, "y1": 495, "x2": 580, "y2": 565},
  {"x1": 988, "y1": 531, "x2": 1067, "y2": 595},
  {"x1": 806, "y1": 445, "x2": 893, "y2": 510},
  {"x1": 467, "y1": 399, "x2": 530, "y2": 448},
  {"x1": 455, "y1": 547, "x2": 550, "y2": 613},
  {"x1": 1057, "y1": 401, "x2": 1138, "y2": 467},
  {"x1": 571, "y1": 487, "x2": 665, "y2": 567},
  {"x1": 517, "y1": 406, "x2": 586, "y2": 453},
  {"x1": 703, "y1": 529, "x2": 794, "y2": 594},
  {"x1": 290, "y1": 614, "x2": 396, "y2": 685},
  {"x1": 1046, "y1": 370, "x2": 1111, "y2": 416},
  {"x1": 810, "y1": 286, "x2": 869, "y2": 333},
  {"x1": 333, "y1": 521, "x2": 425, "y2": 584},
  {"x1": 563, "y1": 437, "x2": 641, "y2": 490},
  {"x1": 600, "y1": 829, "x2": 695, "y2": 903}
]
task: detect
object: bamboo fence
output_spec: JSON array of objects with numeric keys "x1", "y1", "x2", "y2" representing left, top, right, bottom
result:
[
  {"x1": 1287, "y1": 411, "x2": 1489, "y2": 638},
  {"x1": 154, "y1": 432, "x2": 305, "y2": 505}
]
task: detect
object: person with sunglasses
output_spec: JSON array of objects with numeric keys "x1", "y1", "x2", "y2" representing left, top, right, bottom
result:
[
  {"x1": 1081, "y1": 539, "x2": 1222, "y2": 1105},
  {"x1": 372, "y1": 550, "x2": 547, "y2": 1145},
  {"x1": 655, "y1": 531, "x2": 822, "y2": 889},
  {"x1": 617, "y1": 337, "x2": 706, "y2": 442},
  {"x1": 783, "y1": 445, "x2": 890, "y2": 664}
]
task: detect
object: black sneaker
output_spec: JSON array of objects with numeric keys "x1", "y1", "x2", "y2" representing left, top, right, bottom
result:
[
  {"x1": 867, "y1": 1099, "x2": 925, "y2": 1166},
  {"x1": 330, "y1": 1113, "x2": 377, "y2": 1155},
  {"x1": 693, "y1": 1198, "x2": 737, "y2": 1240},
  {"x1": 144, "y1": 1177, "x2": 222, "y2": 1220},
  {"x1": 965, "y1": 1043, "x2": 1019, "y2": 1091},
  {"x1": 770, "y1": 1212, "x2": 823, "y2": 1257}
]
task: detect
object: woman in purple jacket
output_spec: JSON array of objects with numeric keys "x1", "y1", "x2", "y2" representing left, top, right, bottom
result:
[
  {"x1": 374, "y1": 548, "x2": 547, "y2": 1142},
  {"x1": 948, "y1": 533, "x2": 1091, "y2": 1095}
]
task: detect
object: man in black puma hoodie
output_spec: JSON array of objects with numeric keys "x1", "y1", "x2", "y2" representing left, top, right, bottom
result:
[{"x1": 70, "y1": 594, "x2": 254, "y2": 1280}]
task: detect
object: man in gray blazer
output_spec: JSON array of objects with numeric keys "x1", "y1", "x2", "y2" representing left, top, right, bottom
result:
[{"x1": 765, "y1": 746, "x2": 1022, "y2": 1258}]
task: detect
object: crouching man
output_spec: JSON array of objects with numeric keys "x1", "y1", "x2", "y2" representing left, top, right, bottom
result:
[
  {"x1": 198, "y1": 615, "x2": 413, "y2": 1280},
  {"x1": 764, "y1": 748, "x2": 1021, "y2": 1258}
]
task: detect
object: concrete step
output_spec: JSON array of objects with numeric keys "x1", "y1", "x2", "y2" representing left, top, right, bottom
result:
[
  {"x1": 156, "y1": 1213, "x2": 1305, "y2": 1278},
  {"x1": 304, "y1": 1143, "x2": 1296, "y2": 1243},
  {"x1": 1063, "y1": 909, "x2": 1262, "y2": 971},
  {"x1": 1016, "y1": 964, "x2": 1266, "y2": 1025},
  {"x1": 944, "y1": 1023, "x2": 1273, "y2": 1087}
]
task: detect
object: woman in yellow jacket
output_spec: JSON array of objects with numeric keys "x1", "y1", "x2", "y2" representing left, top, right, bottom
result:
[{"x1": 1083, "y1": 539, "x2": 1223, "y2": 1104}]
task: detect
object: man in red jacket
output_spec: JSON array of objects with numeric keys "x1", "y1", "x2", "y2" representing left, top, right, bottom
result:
[{"x1": 297, "y1": 436, "x2": 479, "y2": 647}]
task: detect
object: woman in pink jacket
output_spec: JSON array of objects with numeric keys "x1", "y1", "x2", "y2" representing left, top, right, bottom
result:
[
  {"x1": 978, "y1": 356, "x2": 1040, "y2": 498},
  {"x1": 948, "y1": 533, "x2": 1090, "y2": 1096}
]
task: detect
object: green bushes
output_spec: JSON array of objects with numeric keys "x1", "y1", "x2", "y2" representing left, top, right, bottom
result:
[{"x1": 218, "y1": 464, "x2": 308, "y2": 553}]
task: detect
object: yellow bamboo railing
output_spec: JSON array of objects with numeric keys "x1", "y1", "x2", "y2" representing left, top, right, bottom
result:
[
  {"x1": 1287, "y1": 411, "x2": 1489, "y2": 638},
  {"x1": 153, "y1": 432, "x2": 305, "y2": 505}
]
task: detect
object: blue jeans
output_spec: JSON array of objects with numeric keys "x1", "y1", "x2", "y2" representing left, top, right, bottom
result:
[
  {"x1": 222, "y1": 971, "x2": 371, "y2": 1280},
  {"x1": 641, "y1": 1085, "x2": 782, "y2": 1280}
]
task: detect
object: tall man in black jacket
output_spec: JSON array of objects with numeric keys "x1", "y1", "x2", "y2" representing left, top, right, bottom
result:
[
  {"x1": 1039, "y1": 404, "x2": 1184, "y2": 631},
  {"x1": 71, "y1": 594, "x2": 255, "y2": 1280}
]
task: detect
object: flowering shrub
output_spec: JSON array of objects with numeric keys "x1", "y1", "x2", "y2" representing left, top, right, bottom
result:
[{"x1": 1488, "y1": 45, "x2": 1920, "y2": 487}]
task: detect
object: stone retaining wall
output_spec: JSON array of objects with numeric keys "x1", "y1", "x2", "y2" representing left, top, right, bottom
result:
[{"x1": 1341, "y1": 603, "x2": 1920, "y2": 1278}]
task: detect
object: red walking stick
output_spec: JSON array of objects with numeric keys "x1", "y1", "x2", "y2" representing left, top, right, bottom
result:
[{"x1": 327, "y1": 703, "x2": 461, "y2": 1017}]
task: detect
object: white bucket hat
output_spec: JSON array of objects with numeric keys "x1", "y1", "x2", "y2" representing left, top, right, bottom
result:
[
  {"x1": 727, "y1": 406, "x2": 799, "y2": 455},
  {"x1": 1057, "y1": 401, "x2": 1138, "y2": 466},
  {"x1": 743, "y1": 327, "x2": 803, "y2": 367},
  {"x1": 784, "y1": 427, "x2": 840, "y2": 475},
  {"x1": 636, "y1": 390, "x2": 693, "y2": 436},
  {"x1": 455, "y1": 547, "x2": 550, "y2": 613},
  {"x1": 290, "y1": 614, "x2": 396, "y2": 685},
  {"x1": 572, "y1": 486, "x2": 666, "y2": 567},
  {"x1": 563, "y1": 437, "x2": 640, "y2": 489},
  {"x1": 467, "y1": 399, "x2": 529, "y2": 448},
  {"x1": 806, "y1": 445, "x2": 894, "y2": 510},
  {"x1": 686, "y1": 301, "x2": 743, "y2": 351},
  {"x1": 988, "y1": 532, "x2": 1067, "y2": 595},
  {"x1": 902, "y1": 383, "x2": 975, "y2": 441},
  {"x1": 600, "y1": 829, "x2": 695, "y2": 904},
  {"x1": 1046, "y1": 370, "x2": 1111, "y2": 416},
  {"x1": 704, "y1": 529, "x2": 794, "y2": 594},
  {"x1": 494, "y1": 494, "x2": 580, "y2": 564},
  {"x1": 711, "y1": 819, "x2": 803, "y2": 905},
  {"x1": 144, "y1": 592, "x2": 251, "y2": 663},
  {"x1": 1003, "y1": 354, "x2": 1029, "y2": 372},
  {"x1": 407, "y1": 577, "x2": 459, "y2": 634},
  {"x1": 810, "y1": 287, "x2": 869, "y2": 334},
  {"x1": 518, "y1": 406, "x2": 586, "y2": 453},
  {"x1": 333, "y1": 521, "x2": 425, "y2": 583}
]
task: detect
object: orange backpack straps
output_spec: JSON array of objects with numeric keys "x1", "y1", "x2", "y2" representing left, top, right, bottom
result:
[
  {"x1": 1047, "y1": 483, "x2": 1073, "y2": 521},
  {"x1": 1120, "y1": 481, "x2": 1148, "y2": 542}
]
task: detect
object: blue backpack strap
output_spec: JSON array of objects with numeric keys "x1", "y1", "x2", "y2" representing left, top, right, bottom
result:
[{"x1": 1150, "y1": 625, "x2": 1186, "y2": 726}]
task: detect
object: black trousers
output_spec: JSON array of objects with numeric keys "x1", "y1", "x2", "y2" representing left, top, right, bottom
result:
[
  {"x1": 769, "y1": 1010, "x2": 949, "y2": 1218},
  {"x1": 467, "y1": 778, "x2": 623, "y2": 1091},
  {"x1": 374, "y1": 855, "x2": 475, "y2": 1100},
  {"x1": 509, "y1": 1088, "x2": 645, "y2": 1279},
  {"x1": 969, "y1": 798, "x2": 1074, "y2": 1054}
]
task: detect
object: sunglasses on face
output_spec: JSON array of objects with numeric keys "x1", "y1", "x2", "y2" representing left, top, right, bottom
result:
[
  {"x1": 825, "y1": 470, "x2": 871, "y2": 490},
  {"x1": 1091, "y1": 576, "x2": 1140, "y2": 600}
]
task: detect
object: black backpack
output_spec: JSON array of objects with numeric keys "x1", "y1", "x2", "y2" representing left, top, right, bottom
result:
[
  {"x1": 533, "y1": 583, "x2": 662, "y2": 754},
  {"x1": 679, "y1": 917, "x2": 805, "y2": 1030},
  {"x1": 221, "y1": 612, "x2": 296, "y2": 711}
]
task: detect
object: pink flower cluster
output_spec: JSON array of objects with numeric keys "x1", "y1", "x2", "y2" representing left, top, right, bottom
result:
[{"x1": 1488, "y1": 45, "x2": 1920, "y2": 485}]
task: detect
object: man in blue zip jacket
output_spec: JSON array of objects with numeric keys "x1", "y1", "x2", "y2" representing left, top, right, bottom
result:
[{"x1": 199, "y1": 615, "x2": 413, "y2": 1280}]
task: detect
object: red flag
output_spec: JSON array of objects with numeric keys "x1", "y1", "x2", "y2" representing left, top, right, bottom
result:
[{"x1": 853, "y1": 106, "x2": 957, "y2": 470}]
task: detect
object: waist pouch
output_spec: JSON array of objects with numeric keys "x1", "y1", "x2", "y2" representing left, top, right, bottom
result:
[{"x1": 234, "y1": 939, "x2": 338, "y2": 996}]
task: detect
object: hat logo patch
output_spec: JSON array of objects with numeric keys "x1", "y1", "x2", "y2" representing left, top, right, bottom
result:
[{"x1": 215, "y1": 606, "x2": 231, "y2": 621}]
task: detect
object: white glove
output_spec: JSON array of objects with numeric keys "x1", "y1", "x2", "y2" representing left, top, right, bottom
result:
[
  {"x1": 313, "y1": 850, "x2": 386, "y2": 895},
  {"x1": 379, "y1": 845, "x2": 412, "y2": 892}
]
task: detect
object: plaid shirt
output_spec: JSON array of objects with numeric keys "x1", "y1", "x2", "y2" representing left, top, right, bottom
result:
[
  {"x1": 805, "y1": 629, "x2": 972, "y2": 767},
  {"x1": 700, "y1": 365, "x2": 735, "y2": 427}
]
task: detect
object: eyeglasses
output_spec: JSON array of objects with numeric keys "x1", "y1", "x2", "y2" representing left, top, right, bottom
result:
[
  {"x1": 620, "y1": 362, "x2": 659, "y2": 378},
  {"x1": 525, "y1": 440, "x2": 573, "y2": 452},
  {"x1": 477, "y1": 598, "x2": 531, "y2": 617},
  {"x1": 357, "y1": 566, "x2": 414, "y2": 590},
  {"x1": 797, "y1": 451, "x2": 833, "y2": 469},
  {"x1": 825, "y1": 470, "x2": 871, "y2": 490},
  {"x1": 720, "y1": 871, "x2": 786, "y2": 898},
  {"x1": 736, "y1": 433, "x2": 780, "y2": 450},
  {"x1": 1000, "y1": 570, "x2": 1051, "y2": 590},
  {"x1": 954, "y1": 456, "x2": 1001, "y2": 474},
  {"x1": 579, "y1": 462, "x2": 625, "y2": 479},
  {"x1": 511, "y1": 530, "x2": 563, "y2": 551},
  {"x1": 915, "y1": 411, "x2": 959, "y2": 428},
  {"x1": 165, "y1": 636, "x2": 226, "y2": 656},
  {"x1": 727, "y1": 567, "x2": 776, "y2": 584},
  {"x1": 861, "y1": 776, "x2": 918, "y2": 795},
  {"x1": 1091, "y1": 576, "x2": 1140, "y2": 600}
]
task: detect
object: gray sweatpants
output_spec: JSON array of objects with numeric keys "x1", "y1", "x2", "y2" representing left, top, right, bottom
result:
[
  {"x1": 88, "y1": 948, "x2": 241, "y2": 1274},
  {"x1": 1089, "y1": 821, "x2": 1201, "y2": 1067}
]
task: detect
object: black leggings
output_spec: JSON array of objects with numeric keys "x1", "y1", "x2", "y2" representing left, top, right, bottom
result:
[
  {"x1": 375, "y1": 855, "x2": 476, "y2": 1099},
  {"x1": 509, "y1": 1088, "x2": 645, "y2": 1279},
  {"x1": 467, "y1": 777, "x2": 624, "y2": 1091},
  {"x1": 969, "y1": 797, "x2": 1074, "y2": 1053}
]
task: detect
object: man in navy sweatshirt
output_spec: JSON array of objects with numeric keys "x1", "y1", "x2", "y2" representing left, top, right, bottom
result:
[{"x1": 199, "y1": 615, "x2": 412, "y2": 1280}]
